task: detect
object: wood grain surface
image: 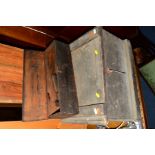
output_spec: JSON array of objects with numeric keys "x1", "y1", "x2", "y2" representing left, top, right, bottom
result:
[
  {"x1": 45, "y1": 40, "x2": 78, "y2": 117},
  {"x1": 0, "y1": 43, "x2": 23, "y2": 104},
  {"x1": 23, "y1": 50, "x2": 48, "y2": 121},
  {"x1": 44, "y1": 42, "x2": 60, "y2": 115},
  {"x1": 54, "y1": 41, "x2": 78, "y2": 115}
]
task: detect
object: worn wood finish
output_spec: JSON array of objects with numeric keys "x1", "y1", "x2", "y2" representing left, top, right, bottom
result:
[
  {"x1": 64, "y1": 28, "x2": 105, "y2": 125},
  {"x1": 46, "y1": 40, "x2": 79, "y2": 118},
  {"x1": 105, "y1": 71, "x2": 130, "y2": 120},
  {"x1": 64, "y1": 27, "x2": 143, "y2": 126},
  {"x1": 70, "y1": 27, "x2": 98, "y2": 51},
  {"x1": 0, "y1": 119, "x2": 87, "y2": 129},
  {"x1": 23, "y1": 41, "x2": 78, "y2": 120},
  {"x1": 71, "y1": 32, "x2": 105, "y2": 106},
  {"x1": 23, "y1": 50, "x2": 48, "y2": 121},
  {"x1": 103, "y1": 30, "x2": 139, "y2": 121},
  {"x1": 102, "y1": 29, "x2": 126, "y2": 73},
  {"x1": 55, "y1": 41, "x2": 78, "y2": 115},
  {"x1": 44, "y1": 42, "x2": 60, "y2": 115},
  {"x1": 0, "y1": 44, "x2": 23, "y2": 104},
  {"x1": 103, "y1": 30, "x2": 131, "y2": 120}
]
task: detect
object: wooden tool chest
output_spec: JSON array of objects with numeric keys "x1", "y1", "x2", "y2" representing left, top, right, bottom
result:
[{"x1": 0, "y1": 26, "x2": 146, "y2": 129}]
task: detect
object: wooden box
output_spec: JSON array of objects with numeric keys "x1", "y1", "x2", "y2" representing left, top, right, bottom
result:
[{"x1": 63, "y1": 27, "x2": 144, "y2": 128}]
